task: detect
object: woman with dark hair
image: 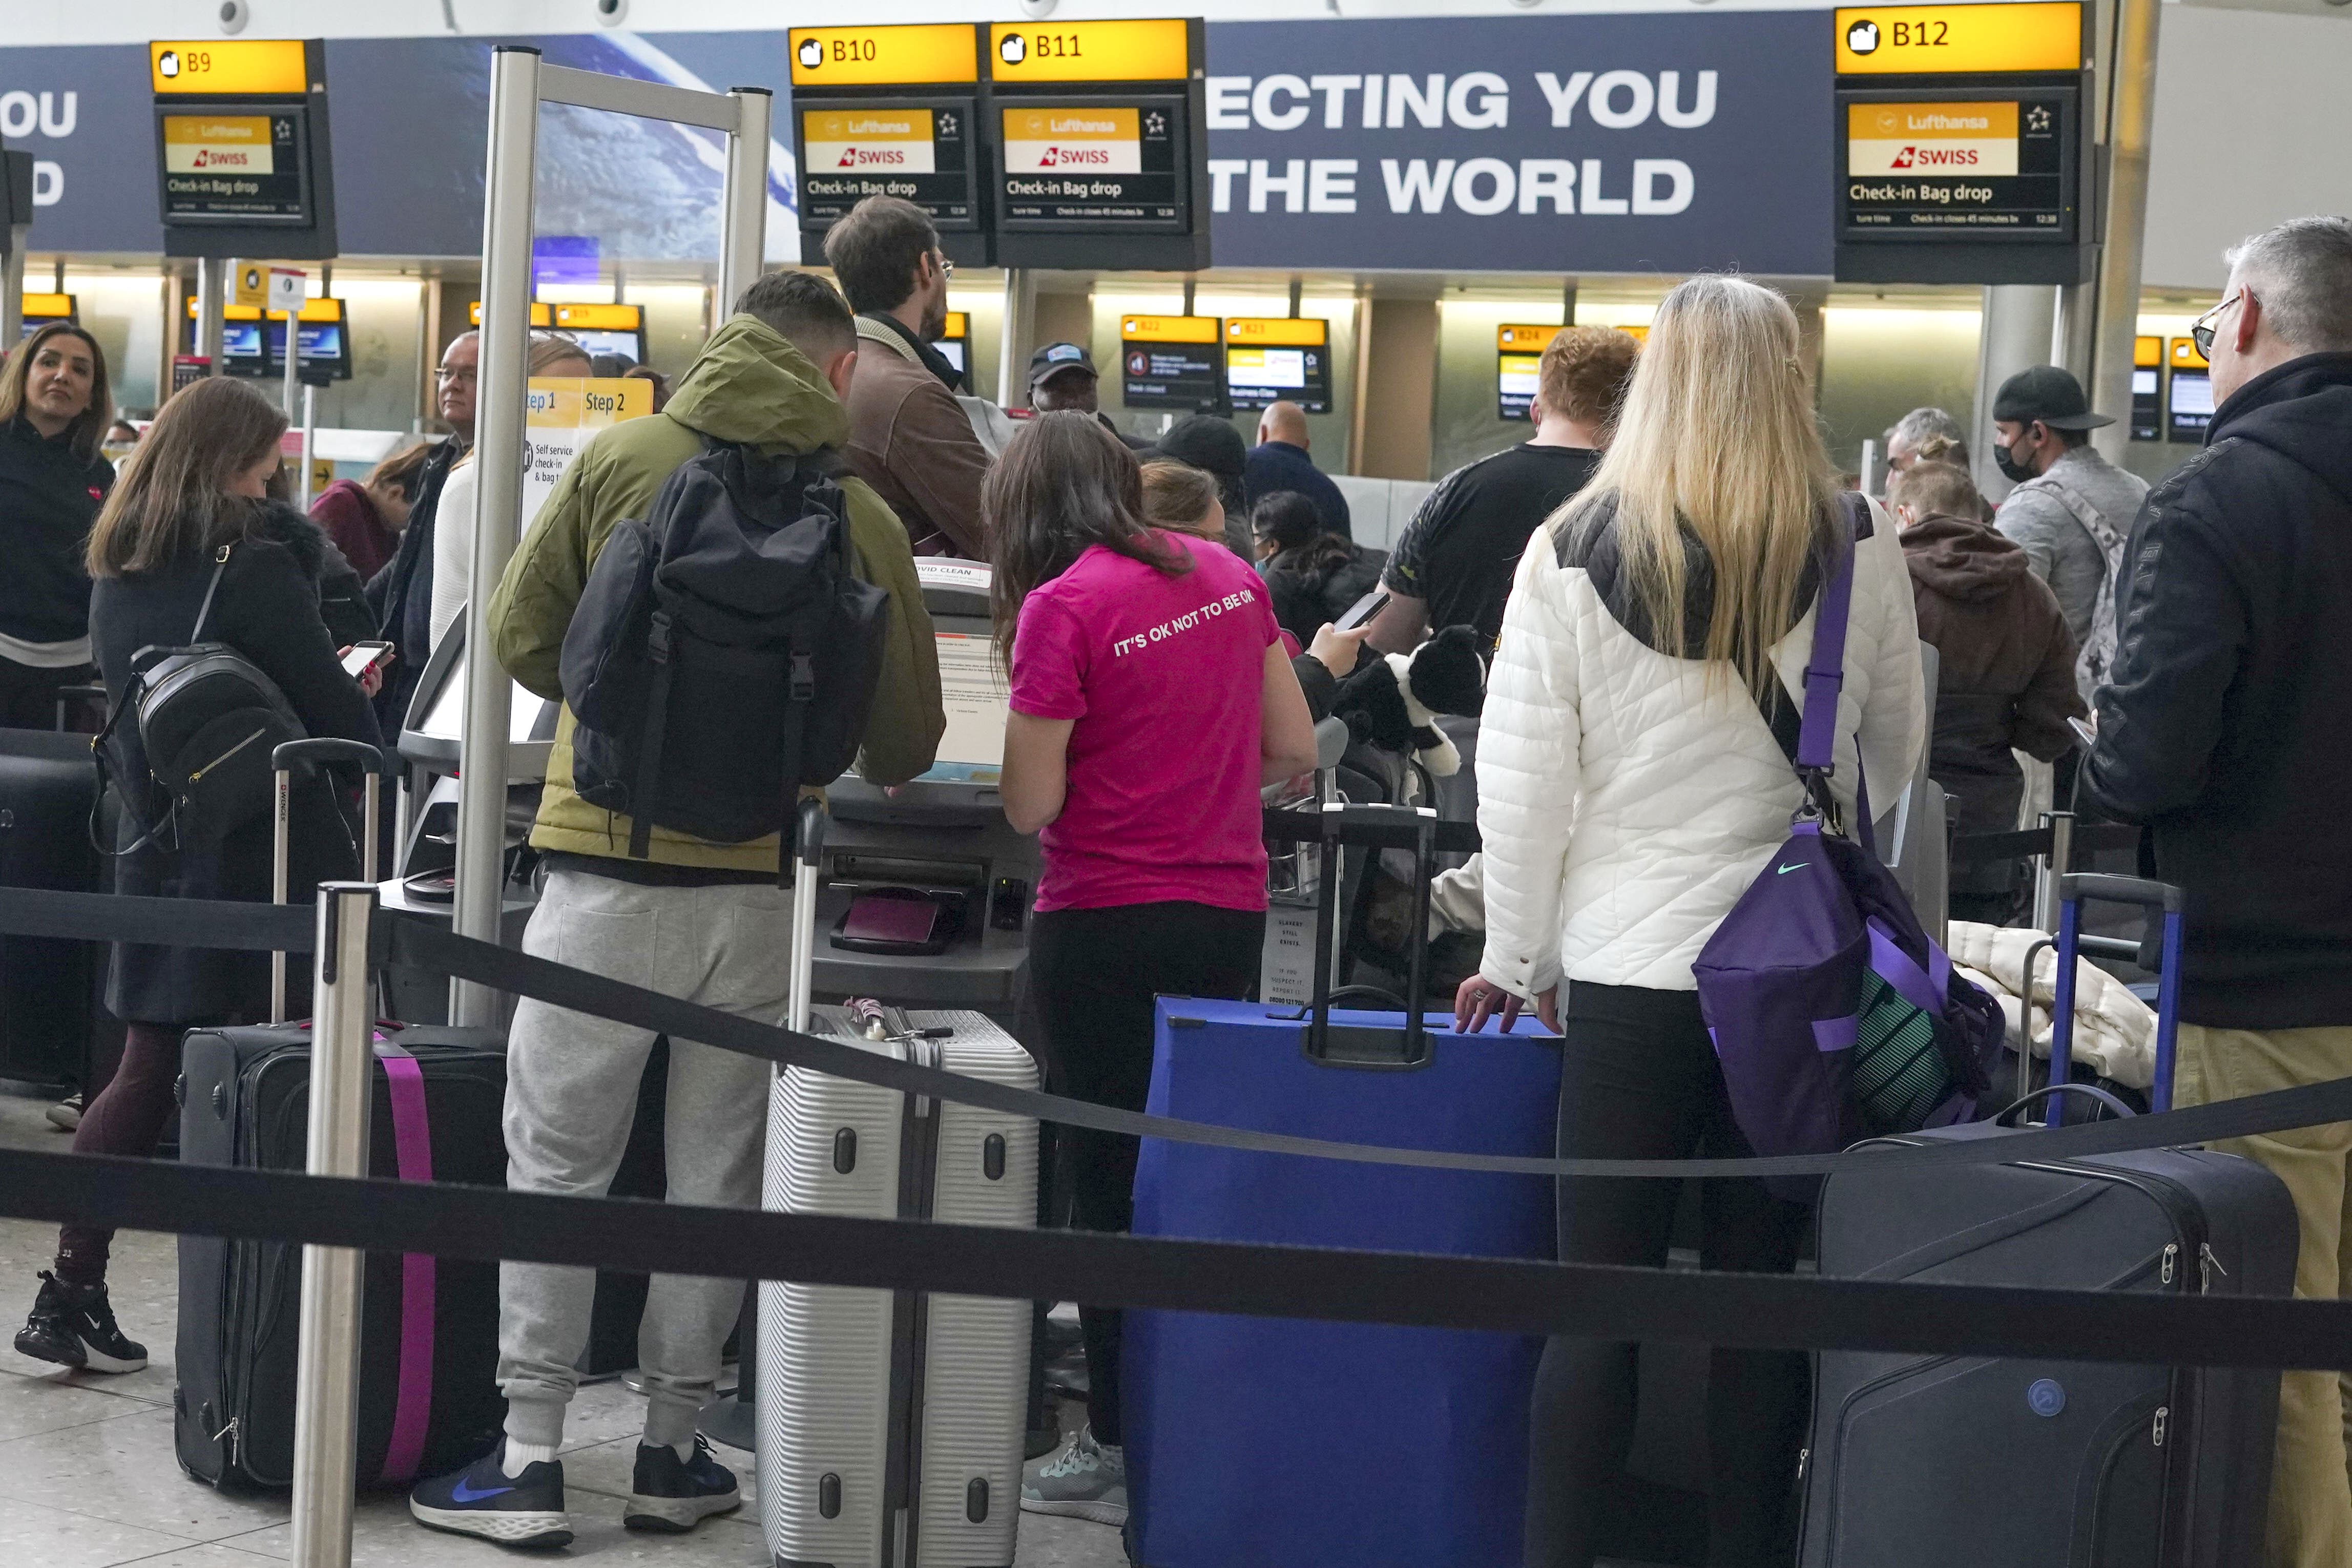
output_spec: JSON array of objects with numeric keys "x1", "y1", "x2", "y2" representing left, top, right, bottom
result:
[
  {"x1": 14, "y1": 377, "x2": 383, "y2": 1375},
  {"x1": 993, "y1": 412, "x2": 1316, "y2": 1526},
  {"x1": 1252, "y1": 489, "x2": 1386, "y2": 650},
  {"x1": 309, "y1": 438, "x2": 434, "y2": 581},
  {"x1": 0, "y1": 321, "x2": 116, "y2": 726}
]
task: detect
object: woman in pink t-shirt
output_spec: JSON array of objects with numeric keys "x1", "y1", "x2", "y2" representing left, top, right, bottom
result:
[{"x1": 991, "y1": 413, "x2": 1317, "y2": 1518}]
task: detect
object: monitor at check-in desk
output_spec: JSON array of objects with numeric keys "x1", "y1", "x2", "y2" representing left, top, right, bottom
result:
[
  {"x1": 820, "y1": 558, "x2": 1037, "y2": 1022},
  {"x1": 397, "y1": 615, "x2": 561, "y2": 781}
]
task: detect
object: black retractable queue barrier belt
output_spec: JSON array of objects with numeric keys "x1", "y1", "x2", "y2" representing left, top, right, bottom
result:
[
  {"x1": 9, "y1": 1147, "x2": 2352, "y2": 1372},
  {"x1": 385, "y1": 913, "x2": 2352, "y2": 1181},
  {"x1": 6, "y1": 882, "x2": 2352, "y2": 1181}
]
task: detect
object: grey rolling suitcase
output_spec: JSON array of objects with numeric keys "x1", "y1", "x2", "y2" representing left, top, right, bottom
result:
[
  {"x1": 759, "y1": 803, "x2": 1041, "y2": 1567},
  {"x1": 1799, "y1": 875, "x2": 2298, "y2": 1566}
]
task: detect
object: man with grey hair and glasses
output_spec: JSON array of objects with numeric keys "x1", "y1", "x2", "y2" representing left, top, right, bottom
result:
[
  {"x1": 1883, "y1": 404, "x2": 1970, "y2": 476},
  {"x1": 2087, "y1": 214, "x2": 2352, "y2": 1568}
]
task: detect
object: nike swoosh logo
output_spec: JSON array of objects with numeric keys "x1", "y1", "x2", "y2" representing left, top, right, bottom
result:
[
  {"x1": 1777, "y1": 863, "x2": 1809, "y2": 875},
  {"x1": 450, "y1": 1480, "x2": 517, "y2": 1503}
]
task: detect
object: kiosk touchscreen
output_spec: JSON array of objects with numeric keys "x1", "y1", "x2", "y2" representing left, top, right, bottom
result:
[
  {"x1": 819, "y1": 558, "x2": 1037, "y2": 1019},
  {"x1": 933, "y1": 310, "x2": 971, "y2": 389},
  {"x1": 2168, "y1": 338, "x2": 2213, "y2": 442}
]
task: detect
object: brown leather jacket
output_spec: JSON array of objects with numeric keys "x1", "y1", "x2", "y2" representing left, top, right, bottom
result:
[{"x1": 842, "y1": 316, "x2": 991, "y2": 558}]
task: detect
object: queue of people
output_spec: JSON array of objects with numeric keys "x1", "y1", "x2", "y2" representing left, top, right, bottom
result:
[{"x1": 2, "y1": 197, "x2": 2348, "y2": 1568}]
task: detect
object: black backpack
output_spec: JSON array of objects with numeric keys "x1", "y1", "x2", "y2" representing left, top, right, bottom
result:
[
  {"x1": 560, "y1": 441, "x2": 889, "y2": 860},
  {"x1": 94, "y1": 546, "x2": 309, "y2": 852}
]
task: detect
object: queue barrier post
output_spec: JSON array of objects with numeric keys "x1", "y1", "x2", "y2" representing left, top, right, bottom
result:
[{"x1": 287, "y1": 883, "x2": 379, "y2": 1568}]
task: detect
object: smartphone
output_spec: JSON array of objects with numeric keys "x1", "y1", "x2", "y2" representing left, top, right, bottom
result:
[
  {"x1": 1335, "y1": 589, "x2": 1390, "y2": 633},
  {"x1": 2068, "y1": 716, "x2": 2097, "y2": 751},
  {"x1": 340, "y1": 640, "x2": 394, "y2": 680}
]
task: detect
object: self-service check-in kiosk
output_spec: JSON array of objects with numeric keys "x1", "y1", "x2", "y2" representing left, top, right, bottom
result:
[{"x1": 814, "y1": 559, "x2": 1036, "y2": 1028}]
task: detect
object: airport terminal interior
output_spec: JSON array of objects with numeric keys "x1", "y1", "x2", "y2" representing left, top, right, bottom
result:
[{"x1": 2, "y1": 0, "x2": 2350, "y2": 1564}]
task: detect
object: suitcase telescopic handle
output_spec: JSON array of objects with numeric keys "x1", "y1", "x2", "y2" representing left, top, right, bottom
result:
[
  {"x1": 269, "y1": 740, "x2": 394, "y2": 1022},
  {"x1": 2049, "y1": 873, "x2": 2187, "y2": 1127},
  {"x1": 272, "y1": 739, "x2": 394, "y2": 776}
]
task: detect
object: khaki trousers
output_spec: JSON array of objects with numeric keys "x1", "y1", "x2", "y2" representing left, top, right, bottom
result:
[{"x1": 2175, "y1": 1021, "x2": 2352, "y2": 1568}]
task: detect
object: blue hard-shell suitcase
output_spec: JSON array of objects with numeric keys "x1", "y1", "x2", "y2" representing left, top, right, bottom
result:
[
  {"x1": 1125, "y1": 802, "x2": 1563, "y2": 1568},
  {"x1": 1798, "y1": 874, "x2": 2298, "y2": 1567}
]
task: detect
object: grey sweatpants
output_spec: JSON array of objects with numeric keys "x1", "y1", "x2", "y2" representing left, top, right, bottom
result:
[{"x1": 497, "y1": 868, "x2": 787, "y2": 1450}]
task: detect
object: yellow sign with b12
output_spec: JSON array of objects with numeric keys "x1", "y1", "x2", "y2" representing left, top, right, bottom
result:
[{"x1": 1834, "y1": 3, "x2": 2083, "y2": 75}]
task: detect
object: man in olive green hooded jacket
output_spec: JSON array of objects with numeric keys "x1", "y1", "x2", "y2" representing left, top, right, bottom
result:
[{"x1": 411, "y1": 275, "x2": 945, "y2": 1546}]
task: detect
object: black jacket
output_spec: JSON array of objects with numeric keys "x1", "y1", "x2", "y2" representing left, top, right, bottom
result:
[
  {"x1": 1260, "y1": 541, "x2": 1386, "y2": 650},
  {"x1": 94, "y1": 501, "x2": 383, "y2": 1024},
  {"x1": 0, "y1": 414, "x2": 113, "y2": 647},
  {"x1": 1244, "y1": 441, "x2": 1352, "y2": 541},
  {"x1": 2086, "y1": 352, "x2": 2352, "y2": 1028},
  {"x1": 366, "y1": 438, "x2": 458, "y2": 732}
]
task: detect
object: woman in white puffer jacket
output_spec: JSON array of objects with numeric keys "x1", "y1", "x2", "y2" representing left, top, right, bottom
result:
[{"x1": 1458, "y1": 276, "x2": 1924, "y2": 1567}]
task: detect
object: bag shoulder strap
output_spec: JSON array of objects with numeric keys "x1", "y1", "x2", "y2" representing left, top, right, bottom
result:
[{"x1": 191, "y1": 547, "x2": 233, "y2": 643}]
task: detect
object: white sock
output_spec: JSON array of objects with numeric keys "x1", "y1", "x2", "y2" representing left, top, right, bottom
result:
[{"x1": 502, "y1": 1438, "x2": 558, "y2": 1476}]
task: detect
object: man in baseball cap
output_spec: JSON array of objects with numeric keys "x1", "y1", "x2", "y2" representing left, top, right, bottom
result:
[
  {"x1": 1990, "y1": 364, "x2": 2148, "y2": 703},
  {"x1": 1027, "y1": 341, "x2": 1149, "y2": 448}
]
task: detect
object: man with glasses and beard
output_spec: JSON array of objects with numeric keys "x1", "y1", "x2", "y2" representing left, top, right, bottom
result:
[{"x1": 824, "y1": 197, "x2": 993, "y2": 558}]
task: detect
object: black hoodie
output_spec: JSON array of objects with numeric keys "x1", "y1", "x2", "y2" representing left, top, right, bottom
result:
[
  {"x1": 0, "y1": 413, "x2": 114, "y2": 646},
  {"x1": 2087, "y1": 351, "x2": 2352, "y2": 1028}
]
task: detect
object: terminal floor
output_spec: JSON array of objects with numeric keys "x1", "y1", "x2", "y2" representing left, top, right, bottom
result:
[{"x1": 0, "y1": 1089, "x2": 1125, "y2": 1568}]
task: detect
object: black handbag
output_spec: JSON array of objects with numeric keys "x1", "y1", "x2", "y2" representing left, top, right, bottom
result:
[{"x1": 94, "y1": 545, "x2": 308, "y2": 851}]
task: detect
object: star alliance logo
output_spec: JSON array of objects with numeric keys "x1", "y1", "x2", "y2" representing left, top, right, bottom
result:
[
  {"x1": 1144, "y1": 110, "x2": 1167, "y2": 136},
  {"x1": 938, "y1": 110, "x2": 958, "y2": 136},
  {"x1": 2027, "y1": 104, "x2": 2052, "y2": 132}
]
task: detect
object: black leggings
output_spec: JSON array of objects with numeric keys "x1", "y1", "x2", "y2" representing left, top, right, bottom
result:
[
  {"x1": 1526, "y1": 984, "x2": 1811, "y2": 1568},
  {"x1": 55, "y1": 1022, "x2": 186, "y2": 1287},
  {"x1": 1025, "y1": 900, "x2": 1264, "y2": 1446}
]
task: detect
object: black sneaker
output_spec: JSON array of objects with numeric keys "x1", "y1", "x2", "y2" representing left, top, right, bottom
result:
[
  {"x1": 409, "y1": 1446, "x2": 571, "y2": 1549},
  {"x1": 625, "y1": 1434, "x2": 741, "y2": 1533},
  {"x1": 15, "y1": 1272, "x2": 147, "y2": 1373}
]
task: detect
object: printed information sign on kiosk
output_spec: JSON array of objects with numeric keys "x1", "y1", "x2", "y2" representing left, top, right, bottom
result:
[
  {"x1": 1831, "y1": 2, "x2": 2090, "y2": 284},
  {"x1": 1224, "y1": 317, "x2": 1330, "y2": 413},
  {"x1": 150, "y1": 38, "x2": 338, "y2": 260},
  {"x1": 1121, "y1": 314, "x2": 1224, "y2": 412},
  {"x1": 987, "y1": 18, "x2": 1209, "y2": 271},
  {"x1": 789, "y1": 24, "x2": 992, "y2": 267}
]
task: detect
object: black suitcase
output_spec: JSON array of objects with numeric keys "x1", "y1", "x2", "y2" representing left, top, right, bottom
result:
[
  {"x1": 173, "y1": 739, "x2": 508, "y2": 1490},
  {"x1": 1799, "y1": 875, "x2": 2299, "y2": 1567},
  {"x1": 0, "y1": 727, "x2": 105, "y2": 1083}
]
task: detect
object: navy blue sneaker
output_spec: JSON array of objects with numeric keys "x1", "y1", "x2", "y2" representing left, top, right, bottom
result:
[
  {"x1": 409, "y1": 1446, "x2": 571, "y2": 1548},
  {"x1": 625, "y1": 1434, "x2": 741, "y2": 1533}
]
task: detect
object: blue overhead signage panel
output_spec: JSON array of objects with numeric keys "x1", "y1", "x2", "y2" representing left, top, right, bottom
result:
[{"x1": 1197, "y1": 11, "x2": 1834, "y2": 275}]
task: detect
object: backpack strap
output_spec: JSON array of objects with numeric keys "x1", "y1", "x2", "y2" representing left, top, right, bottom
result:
[
  {"x1": 191, "y1": 546, "x2": 233, "y2": 642},
  {"x1": 626, "y1": 610, "x2": 676, "y2": 860}
]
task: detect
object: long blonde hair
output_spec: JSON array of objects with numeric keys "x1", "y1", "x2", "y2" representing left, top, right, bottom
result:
[{"x1": 1554, "y1": 275, "x2": 1838, "y2": 696}]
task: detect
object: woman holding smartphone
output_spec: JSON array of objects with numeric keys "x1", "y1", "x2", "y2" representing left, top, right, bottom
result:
[
  {"x1": 993, "y1": 413, "x2": 1318, "y2": 1527},
  {"x1": 15, "y1": 378, "x2": 383, "y2": 1375}
]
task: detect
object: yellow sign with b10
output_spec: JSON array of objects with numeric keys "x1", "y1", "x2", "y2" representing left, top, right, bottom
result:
[
  {"x1": 788, "y1": 25, "x2": 979, "y2": 88},
  {"x1": 1834, "y1": 3, "x2": 2083, "y2": 75}
]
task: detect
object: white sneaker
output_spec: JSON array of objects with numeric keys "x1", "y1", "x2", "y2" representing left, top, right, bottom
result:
[{"x1": 1019, "y1": 1425, "x2": 1127, "y2": 1526}]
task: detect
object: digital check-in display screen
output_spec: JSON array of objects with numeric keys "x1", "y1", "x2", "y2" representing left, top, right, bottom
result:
[
  {"x1": 1841, "y1": 95, "x2": 2071, "y2": 240},
  {"x1": 158, "y1": 107, "x2": 311, "y2": 225},
  {"x1": 998, "y1": 99, "x2": 1187, "y2": 233},
  {"x1": 1120, "y1": 315, "x2": 1223, "y2": 411},
  {"x1": 1224, "y1": 318, "x2": 1330, "y2": 414},
  {"x1": 798, "y1": 100, "x2": 979, "y2": 231},
  {"x1": 2168, "y1": 371, "x2": 2214, "y2": 441}
]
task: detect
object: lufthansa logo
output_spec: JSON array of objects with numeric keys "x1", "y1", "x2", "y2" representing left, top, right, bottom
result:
[{"x1": 1846, "y1": 18, "x2": 1881, "y2": 53}]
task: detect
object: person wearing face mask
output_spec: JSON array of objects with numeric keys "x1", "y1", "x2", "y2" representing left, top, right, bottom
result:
[
  {"x1": 824, "y1": 196, "x2": 993, "y2": 558},
  {"x1": 1987, "y1": 365, "x2": 2148, "y2": 704},
  {"x1": 0, "y1": 322, "x2": 116, "y2": 728}
]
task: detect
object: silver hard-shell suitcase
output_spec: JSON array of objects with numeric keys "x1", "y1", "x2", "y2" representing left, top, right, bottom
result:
[{"x1": 759, "y1": 804, "x2": 1040, "y2": 1567}]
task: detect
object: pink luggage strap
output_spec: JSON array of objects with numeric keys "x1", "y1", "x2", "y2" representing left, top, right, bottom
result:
[{"x1": 373, "y1": 1040, "x2": 435, "y2": 1484}]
